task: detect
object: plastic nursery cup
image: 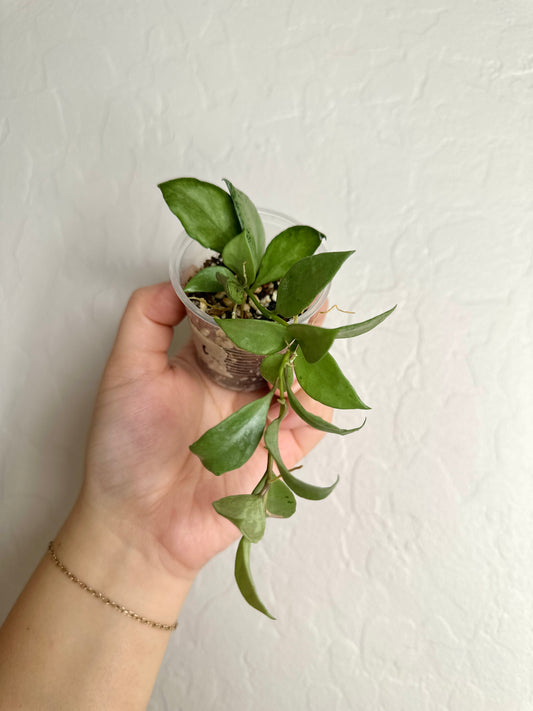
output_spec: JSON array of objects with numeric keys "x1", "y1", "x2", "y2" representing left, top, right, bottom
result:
[{"x1": 169, "y1": 209, "x2": 329, "y2": 391}]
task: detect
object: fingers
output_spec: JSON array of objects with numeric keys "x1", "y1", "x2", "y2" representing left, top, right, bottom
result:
[
  {"x1": 308, "y1": 298, "x2": 328, "y2": 328},
  {"x1": 109, "y1": 282, "x2": 186, "y2": 375}
]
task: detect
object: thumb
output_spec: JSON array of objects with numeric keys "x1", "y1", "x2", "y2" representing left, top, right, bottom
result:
[{"x1": 106, "y1": 282, "x2": 186, "y2": 379}]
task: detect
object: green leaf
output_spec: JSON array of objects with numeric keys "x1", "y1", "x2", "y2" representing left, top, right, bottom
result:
[
  {"x1": 212, "y1": 494, "x2": 266, "y2": 543},
  {"x1": 235, "y1": 537, "x2": 275, "y2": 619},
  {"x1": 215, "y1": 272, "x2": 245, "y2": 303},
  {"x1": 282, "y1": 468, "x2": 339, "y2": 501},
  {"x1": 222, "y1": 229, "x2": 259, "y2": 285},
  {"x1": 333, "y1": 305, "x2": 397, "y2": 338},
  {"x1": 263, "y1": 416, "x2": 289, "y2": 475},
  {"x1": 264, "y1": 413, "x2": 338, "y2": 501},
  {"x1": 184, "y1": 265, "x2": 234, "y2": 293},
  {"x1": 158, "y1": 178, "x2": 240, "y2": 252},
  {"x1": 223, "y1": 180, "x2": 265, "y2": 274},
  {"x1": 190, "y1": 391, "x2": 274, "y2": 475},
  {"x1": 294, "y1": 349, "x2": 370, "y2": 410},
  {"x1": 276, "y1": 251, "x2": 354, "y2": 318},
  {"x1": 286, "y1": 306, "x2": 397, "y2": 362},
  {"x1": 266, "y1": 479, "x2": 296, "y2": 518},
  {"x1": 214, "y1": 318, "x2": 289, "y2": 355},
  {"x1": 260, "y1": 352, "x2": 285, "y2": 385},
  {"x1": 286, "y1": 386, "x2": 367, "y2": 435},
  {"x1": 260, "y1": 353, "x2": 294, "y2": 386},
  {"x1": 286, "y1": 324, "x2": 336, "y2": 363},
  {"x1": 253, "y1": 226, "x2": 324, "y2": 287}
]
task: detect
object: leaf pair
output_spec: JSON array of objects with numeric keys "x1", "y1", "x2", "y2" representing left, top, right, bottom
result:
[
  {"x1": 216, "y1": 304, "x2": 396, "y2": 382},
  {"x1": 212, "y1": 479, "x2": 296, "y2": 546},
  {"x1": 232, "y1": 476, "x2": 298, "y2": 620},
  {"x1": 288, "y1": 307, "x2": 395, "y2": 411},
  {"x1": 159, "y1": 177, "x2": 265, "y2": 285},
  {"x1": 265, "y1": 415, "x2": 339, "y2": 501},
  {"x1": 287, "y1": 305, "x2": 397, "y2": 363},
  {"x1": 213, "y1": 494, "x2": 265, "y2": 543},
  {"x1": 261, "y1": 354, "x2": 365, "y2": 437}
]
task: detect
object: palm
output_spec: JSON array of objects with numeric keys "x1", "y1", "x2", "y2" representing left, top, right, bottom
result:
[{"x1": 84, "y1": 337, "x2": 327, "y2": 575}]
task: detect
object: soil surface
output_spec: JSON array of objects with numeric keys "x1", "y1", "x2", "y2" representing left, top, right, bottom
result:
[{"x1": 186, "y1": 257, "x2": 282, "y2": 320}]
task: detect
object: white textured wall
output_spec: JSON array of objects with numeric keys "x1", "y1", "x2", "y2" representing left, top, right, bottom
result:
[{"x1": 1, "y1": 1, "x2": 532, "y2": 709}]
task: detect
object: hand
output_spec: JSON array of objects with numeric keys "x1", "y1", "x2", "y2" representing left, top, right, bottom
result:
[{"x1": 80, "y1": 282, "x2": 331, "y2": 581}]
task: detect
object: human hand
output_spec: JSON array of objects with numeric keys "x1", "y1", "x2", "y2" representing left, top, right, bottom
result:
[{"x1": 79, "y1": 282, "x2": 331, "y2": 582}]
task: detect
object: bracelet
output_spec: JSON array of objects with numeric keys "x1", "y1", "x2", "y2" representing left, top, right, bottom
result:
[{"x1": 47, "y1": 541, "x2": 178, "y2": 632}]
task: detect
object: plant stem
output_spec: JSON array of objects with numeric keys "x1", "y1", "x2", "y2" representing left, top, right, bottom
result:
[
  {"x1": 265, "y1": 451, "x2": 276, "y2": 486},
  {"x1": 245, "y1": 289, "x2": 287, "y2": 326},
  {"x1": 253, "y1": 349, "x2": 294, "y2": 501},
  {"x1": 241, "y1": 293, "x2": 249, "y2": 319},
  {"x1": 277, "y1": 360, "x2": 289, "y2": 420}
]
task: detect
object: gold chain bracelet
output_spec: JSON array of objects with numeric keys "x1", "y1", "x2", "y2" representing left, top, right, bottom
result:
[{"x1": 47, "y1": 541, "x2": 178, "y2": 632}]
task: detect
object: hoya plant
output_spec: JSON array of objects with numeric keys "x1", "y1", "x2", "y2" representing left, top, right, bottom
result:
[{"x1": 159, "y1": 177, "x2": 395, "y2": 618}]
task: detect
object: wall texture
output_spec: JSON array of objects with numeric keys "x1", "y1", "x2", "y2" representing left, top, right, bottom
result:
[{"x1": 1, "y1": 1, "x2": 532, "y2": 709}]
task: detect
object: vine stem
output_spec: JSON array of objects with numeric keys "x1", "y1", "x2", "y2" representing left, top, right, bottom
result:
[
  {"x1": 249, "y1": 298, "x2": 296, "y2": 499},
  {"x1": 265, "y1": 451, "x2": 276, "y2": 486},
  {"x1": 255, "y1": 356, "x2": 292, "y2": 497}
]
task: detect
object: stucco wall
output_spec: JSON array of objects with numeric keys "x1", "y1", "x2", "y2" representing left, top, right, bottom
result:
[{"x1": 1, "y1": 1, "x2": 532, "y2": 709}]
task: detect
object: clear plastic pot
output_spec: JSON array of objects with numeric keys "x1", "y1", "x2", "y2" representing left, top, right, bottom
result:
[{"x1": 169, "y1": 209, "x2": 329, "y2": 391}]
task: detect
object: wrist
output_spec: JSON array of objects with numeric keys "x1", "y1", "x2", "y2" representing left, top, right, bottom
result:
[{"x1": 54, "y1": 498, "x2": 194, "y2": 629}]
